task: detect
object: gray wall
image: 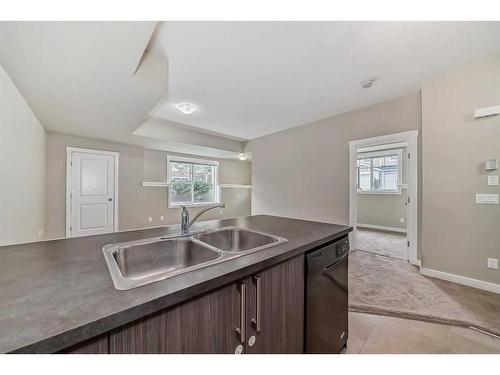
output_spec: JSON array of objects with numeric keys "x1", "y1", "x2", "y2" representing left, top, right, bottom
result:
[
  {"x1": 247, "y1": 92, "x2": 422, "y2": 255},
  {"x1": 422, "y1": 55, "x2": 500, "y2": 284},
  {"x1": 357, "y1": 146, "x2": 408, "y2": 230},
  {"x1": 357, "y1": 194, "x2": 407, "y2": 230},
  {"x1": 45, "y1": 132, "x2": 251, "y2": 239},
  {"x1": 0, "y1": 63, "x2": 46, "y2": 246}
]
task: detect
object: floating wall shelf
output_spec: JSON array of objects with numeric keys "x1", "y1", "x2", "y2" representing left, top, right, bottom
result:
[
  {"x1": 218, "y1": 184, "x2": 252, "y2": 189},
  {"x1": 142, "y1": 181, "x2": 169, "y2": 187},
  {"x1": 142, "y1": 182, "x2": 252, "y2": 189}
]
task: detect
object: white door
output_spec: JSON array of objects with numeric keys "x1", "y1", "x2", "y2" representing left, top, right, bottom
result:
[{"x1": 68, "y1": 150, "x2": 117, "y2": 237}]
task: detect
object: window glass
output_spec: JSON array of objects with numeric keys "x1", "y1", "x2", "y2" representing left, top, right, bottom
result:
[
  {"x1": 356, "y1": 152, "x2": 400, "y2": 193},
  {"x1": 168, "y1": 159, "x2": 219, "y2": 206},
  {"x1": 193, "y1": 164, "x2": 216, "y2": 203},
  {"x1": 357, "y1": 158, "x2": 371, "y2": 191}
]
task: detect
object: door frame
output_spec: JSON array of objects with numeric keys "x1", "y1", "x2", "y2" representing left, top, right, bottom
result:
[
  {"x1": 66, "y1": 147, "x2": 120, "y2": 238},
  {"x1": 348, "y1": 130, "x2": 419, "y2": 265}
]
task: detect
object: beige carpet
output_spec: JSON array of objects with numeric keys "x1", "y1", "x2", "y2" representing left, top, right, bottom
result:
[
  {"x1": 357, "y1": 228, "x2": 407, "y2": 260},
  {"x1": 349, "y1": 250, "x2": 500, "y2": 336}
]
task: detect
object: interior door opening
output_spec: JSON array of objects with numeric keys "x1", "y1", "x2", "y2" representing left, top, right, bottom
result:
[{"x1": 349, "y1": 131, "x2": 419, "y2": 265}]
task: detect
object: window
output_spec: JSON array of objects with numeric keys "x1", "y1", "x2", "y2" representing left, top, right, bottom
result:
[
  {"x1": 167, "y1": 156, "x2": 219, "y2": 207},
  {"x1": 356, "y1": 149, "x2": 402, "y2": 194}
]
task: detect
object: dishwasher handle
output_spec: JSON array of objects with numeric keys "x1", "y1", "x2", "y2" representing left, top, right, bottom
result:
[
  {"x1": 306, "y1": 237, "x2": 349, "y2": 274},
  {"x1": 324, "y1": 252, "x2": 348, "y2": 271}
]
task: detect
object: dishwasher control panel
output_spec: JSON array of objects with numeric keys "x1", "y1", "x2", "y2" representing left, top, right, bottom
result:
[{"x1": 335, "y1": 237, "x2": 349, "y2": 258}]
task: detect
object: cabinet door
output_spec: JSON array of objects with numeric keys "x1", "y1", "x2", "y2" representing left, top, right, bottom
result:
[
  {"x1": 61, "y1": 334, "x2": 109, "y2": 354},
  {"x1": 109, "y1": 282, "x2": 243, "y2": 353},
  {"x1": 245, "y1": 255, "x2": 305, "y2": 354}
]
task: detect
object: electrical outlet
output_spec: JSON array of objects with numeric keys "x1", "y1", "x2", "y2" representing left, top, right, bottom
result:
[
  {"x1": 488, "y1": 258, "x2": 499, "y2": 270},
  {"x1": 160, "y1": 216, "x2": 164, "y2": 221},
  {"x1": 148, "y1": 217, "x2": 152, "y2": 222},
  {"x1": 399, "y1": 217, "x2": 405, "y2": 223}
]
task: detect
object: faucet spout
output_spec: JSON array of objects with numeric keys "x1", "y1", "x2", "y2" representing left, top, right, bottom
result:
[{"x1": 180, "y1": 203, "x2": 225, "y2": 235}]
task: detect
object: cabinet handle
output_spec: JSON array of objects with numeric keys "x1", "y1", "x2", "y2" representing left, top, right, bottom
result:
[
  {"x1": 235, "y1": 281, "x2": 246, "y2": 343},
  {"x1": 251, "y1": 275, "x2": 261, "y2": 333}
]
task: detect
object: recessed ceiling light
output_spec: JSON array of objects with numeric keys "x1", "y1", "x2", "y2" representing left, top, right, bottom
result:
[
  {"x1": 238, "y1": 153, "x2": 248, "y2": 161},
  {"x1": 361, "y1": 79, "x2": 376, "y2": 89},
  {"x1": 177, "y1": 102, "x2": 197, "y2": 114}
]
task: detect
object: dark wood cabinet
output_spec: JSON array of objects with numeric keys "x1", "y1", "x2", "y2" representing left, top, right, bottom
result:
[
  {"x1": 61, "y1": 334, "x2": 109, "y2": 354},
  {"x1": 109, "y1": 282, "x2": 243, "y2": 353},
  {"x1": 61, "y1": 255, "x2": 305, "y2": 354},
  {"x1": 245, "y1": 255, "x2": 304, "y2": 354}
]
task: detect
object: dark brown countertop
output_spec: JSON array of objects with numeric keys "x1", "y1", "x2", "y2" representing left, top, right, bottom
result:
[{"x1": 0, "y1": 215, "x2": 351, "y2": 353}]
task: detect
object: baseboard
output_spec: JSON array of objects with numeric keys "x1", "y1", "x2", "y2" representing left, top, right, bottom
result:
[
  {"x1": 420, "y1": 267, "x2": 500, "y2": 294},
  {"x1": 410, "y1": 259, "x2": 421, "y2": 267},
  {"x1": 357, "y1": 223, "x2": 407, "y2": 234}
]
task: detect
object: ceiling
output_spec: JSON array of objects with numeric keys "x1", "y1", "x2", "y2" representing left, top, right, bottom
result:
[
  {"x1": 1, "y1": 21, "x2": 499, "y2": 154},
  {"x1": 0, "y1": 22, "x2": 168, "y2": 143},
  {"x1": 0, "y1": 21, "x2": 249, "y2": 158},
  {"x1": 149, "y1": 21, "x2": 500, "y2": 140}
]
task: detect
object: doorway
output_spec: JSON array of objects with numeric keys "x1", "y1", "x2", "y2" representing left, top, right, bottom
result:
[
  {"x1": 349, "y1": 130, "x2": 418, "y2": 265},
  {"x1": 66, "y1": 147, "x2": 119, "y2": 238}
]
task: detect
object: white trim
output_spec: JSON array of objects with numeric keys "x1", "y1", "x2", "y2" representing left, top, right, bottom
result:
[
  {"x1": 357, "y1": 223, "x2": 407, "y2": 233},
  {"x1": 66, "y1": 147, "x2": 119, "y2": 238},
  {"x1": 142, "y1": 181, "x2": 169, "y2": 187},
  {"x1": 358, "y1": 142, "x2": 408, "y2": 153},
  {"x1": 357, "y1": 190, "x2": 402, "y2": 195},
  {"x1": 411, "y1": 259, "x2": 422, "y2": 267},
  {"x1": 349, "y1": 130, "x2": 419, "y2": 263},
  {"x1": 357, "y1": 148, "x2": 403, "y2": 158},
  {"x1": 66, "y1": 146, "x2": 120, "y2": 157},
  {"x1": 357, "y1": 141, "x2": 408, "y2": 153},
  {"x1": 219, "y1": 184, "x2": 252, "y2": 189},
  {"x1": 420, "y1": 267, "x2": 500, "y2": 294}
]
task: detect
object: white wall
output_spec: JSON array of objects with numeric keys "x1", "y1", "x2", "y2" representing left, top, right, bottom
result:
[
  {"x1": 422, "y1": 55, "x2": 500, "y2": 284},
  {"x1": 247, "y1": 93, "x2": 422, "y2": 254},
  {"x1": 45, "y1": 132, "x2": 251, "y2": 239},
  {"x1": 0, "y1": 63, "x2": 46, "y2": 246}
]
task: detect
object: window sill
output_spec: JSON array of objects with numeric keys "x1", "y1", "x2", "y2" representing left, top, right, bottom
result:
[
  {"x1": 357, "y1": 190, "x2": 402, "y2": 196},
  {"x1": 169, "y1": 202, "x2": 221, "y2": 209}
]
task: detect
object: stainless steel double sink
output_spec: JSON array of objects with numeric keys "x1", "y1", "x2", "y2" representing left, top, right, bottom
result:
[{"x1": 103, "y1": 227, "x2": 287, "y2": 290}]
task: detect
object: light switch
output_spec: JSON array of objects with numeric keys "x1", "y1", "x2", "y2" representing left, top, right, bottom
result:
[
  {"x1": 486, "y1": 159, "x2": 498, "y2": 171},
  {"x1": 488, "y1": 175, "x2": 499, "y2": 186},
  {"x1": 476, "y1": 194, "x2": 499, "y2": 205}
]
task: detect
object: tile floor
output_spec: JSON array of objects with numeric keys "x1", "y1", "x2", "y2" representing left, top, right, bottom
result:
[{"x1": 343, "y1": 312, "x2": 500, "y2": 354}]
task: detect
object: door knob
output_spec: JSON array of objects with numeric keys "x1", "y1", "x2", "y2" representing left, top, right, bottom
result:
[{"x1": 108, "y1": 198, "x2": 113, "y2": 202}]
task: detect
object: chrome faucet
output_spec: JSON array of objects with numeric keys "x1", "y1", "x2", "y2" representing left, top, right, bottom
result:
[{"x1": 180, "y1": 203, "x2": 225, "y2": 235}]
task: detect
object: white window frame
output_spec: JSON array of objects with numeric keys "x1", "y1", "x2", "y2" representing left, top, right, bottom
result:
[
  {"x1": 356, "y1": 148, "x2": 403, "y2": 195},
  {"x1": 167, "y1": 155, "x2": 220, "y2": 208}
]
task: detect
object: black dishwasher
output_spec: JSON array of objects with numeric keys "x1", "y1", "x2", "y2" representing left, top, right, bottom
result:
[{"x1": 305, "y1": 235, "x2": 349, "y2": 353}]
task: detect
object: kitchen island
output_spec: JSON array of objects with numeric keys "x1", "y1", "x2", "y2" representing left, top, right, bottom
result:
[{"x1": 0, "y1": 215, "x2": 351, "y2": 354}]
